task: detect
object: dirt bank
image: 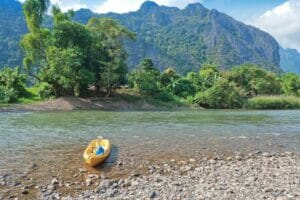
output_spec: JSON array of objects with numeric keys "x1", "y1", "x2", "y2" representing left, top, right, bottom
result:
[{"x1": 0, "y1": 96, "x2": 188, "y2": 112}]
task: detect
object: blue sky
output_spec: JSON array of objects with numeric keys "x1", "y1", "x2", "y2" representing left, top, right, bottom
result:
[{"x1": 17, "y1": 0, "x2": 300, "y2": 51}]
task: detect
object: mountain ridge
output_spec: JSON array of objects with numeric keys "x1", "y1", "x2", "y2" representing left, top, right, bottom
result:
[{"x1": 0, "y1": 0, "x2": 290, "y2": 74}]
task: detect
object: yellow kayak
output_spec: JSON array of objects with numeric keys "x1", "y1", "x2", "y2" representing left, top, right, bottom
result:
[{"x1": 83, "y1": 137, "x2": 111, "y2": 167}]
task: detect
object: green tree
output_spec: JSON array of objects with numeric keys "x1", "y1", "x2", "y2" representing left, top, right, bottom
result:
[
  {"x1": 281, "y1": 73, "x2": 300, "y2": 96},
  {"x1": 0, "y1": 67, "x2": 27, "y2": 103},
  {"x1": 86, "y1": 18, "x2": 135, "y2": 95},
  {"x1": 39, "y1": 47, "x2": 93, "y2": 97},
  {"x1": 160, "y1": 67, "x2": 180, "y2": 88},
  {"x1": 198, "y1": 63, "x2": 221, "y2": 91},
  {"x1": 167, "y1": 79, "x2": 196, "y2": 98},
  {"x1": 194, "y1": 78, "x2": 244, "y2": 109},
  {"x1": 129, "y1": 58, "x2": 160, "y2": 95},
  {"x1": 228, "y1": 64, "x2": 282, "y2": 97},
  {"x1": 21, "y1": 0, "x2": 51, "y2": 79}
]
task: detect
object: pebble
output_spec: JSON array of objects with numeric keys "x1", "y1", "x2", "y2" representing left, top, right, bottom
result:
[
  {"x1": 86, "y1": 178, "x2": 93, "y2": 186},
  {"x1": 79, "y1": 168, "x2": 87, "y2": 173},
  {"x1": 21, "y1": 190, "x2": 29, "y2": 195},
  {"x1": 51, "y1": 178, "x2": 59, "y2": 185},
  {"x1": 150, "y1": 191, "x2": 157, "y2": 198}
]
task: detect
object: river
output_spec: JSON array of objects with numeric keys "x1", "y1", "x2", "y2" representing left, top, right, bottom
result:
[{"x1": 0, "y1": 110, "x2": 299, "y2": 197}]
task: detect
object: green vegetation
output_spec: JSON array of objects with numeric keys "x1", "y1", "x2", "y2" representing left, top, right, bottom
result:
[
  {"x1": 246, "y1": 96, "x2": 300, "y2": 109},
  {"x1": 0, "y1": 0, "x2": 299, "y2": 110},
  {"x1": 21, "y1": 0, "x2": 134, "y2": 98},
  {"x1": 0, "y1": 68, "x2": 27, "y2": 103},
  {"x1": 129, "y1": 60, "x2": 300, "y2": 109}
]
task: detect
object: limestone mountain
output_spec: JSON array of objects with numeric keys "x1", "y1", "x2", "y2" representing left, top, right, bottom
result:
[
  {"x1": 0, "y1": 0, "x2": 283, "y2": 74},
  {"x1": 76, "y1": 1, "x2": 281, "y2": 73},
  {"x1": 0, "y1": 0, "x2": 27, "y2": 67},
  {"x1": 280, "y1": 48, "x2": 300, "y2": 74}
]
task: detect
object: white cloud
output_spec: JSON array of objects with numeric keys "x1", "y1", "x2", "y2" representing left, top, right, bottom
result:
[{"x1": 252, "y1": 0, "x2": 300, "y2": 52}]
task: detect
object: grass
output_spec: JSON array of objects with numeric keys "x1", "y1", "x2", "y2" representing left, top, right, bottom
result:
[
  {"x1": 17, "y1": 87, "x2": 43, "y2": 104},
  {"x1": 246, "y1": 95, "x2": 300, "y2": 109}
]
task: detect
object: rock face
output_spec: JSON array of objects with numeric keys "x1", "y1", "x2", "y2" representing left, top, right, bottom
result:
[
  {"x1": 1, "y1": 0, "x2": 281, "y2": 74},
  {"x1": 280, "y1": 48, "x2": 300, "y2": 74},
  {"x1": 83, "y1": 1, "x2": 281, "y2": 73},
  {"x1": 0, "y1": 0, "x2": 27, "y2": 68}
]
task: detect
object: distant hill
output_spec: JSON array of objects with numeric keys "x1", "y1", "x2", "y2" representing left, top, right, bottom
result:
[
  {"x1": 0, "y1": 0, "x2": 27, "y2": 67},
  {"x1": 74, "y1": 1, "x2": 281, "y2": 73},
  {"x1": 280, "y1": 48, "x2": 300, "y2": 74},
  {"x1": 0, "y1": 0, "x2": 283, "y2": 74}
]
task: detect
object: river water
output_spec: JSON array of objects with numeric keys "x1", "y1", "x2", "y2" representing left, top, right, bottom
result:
[
  {"x1": 1, "y1": 110, "x2": 299, "y2": 172},
  {"x1": 0, "y1": 110, "x2": 299, "y2": 194}
]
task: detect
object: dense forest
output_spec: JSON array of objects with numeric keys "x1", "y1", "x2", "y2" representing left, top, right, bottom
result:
[{"x1": 0, "y1": 0, "x2": 300, "y2": 109}]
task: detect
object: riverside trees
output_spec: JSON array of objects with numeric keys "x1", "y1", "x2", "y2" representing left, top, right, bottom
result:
[
  {"x1": 21, "y1": 0, "x2": 134, "y2": 97},
  {"x1": 129, "y1": 59, "x2": 300, "y2": 108}
]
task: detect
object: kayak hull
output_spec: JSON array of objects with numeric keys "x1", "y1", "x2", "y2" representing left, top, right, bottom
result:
[{"x1": 83, "y1": 138, "x2": 111, "y2": 167}]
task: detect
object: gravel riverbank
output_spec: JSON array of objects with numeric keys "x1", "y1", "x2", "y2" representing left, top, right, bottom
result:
[{"x1": 8, "y1": 151, "x2": 294, "y2": 200}]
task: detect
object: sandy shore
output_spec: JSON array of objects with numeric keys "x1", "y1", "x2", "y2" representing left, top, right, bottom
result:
[
  {"x1": 1, "y1": 151, "x2": 299, "y2": 200},
  {"x1": 0, "y1": 96, "x2": 186, "y2": 112}
]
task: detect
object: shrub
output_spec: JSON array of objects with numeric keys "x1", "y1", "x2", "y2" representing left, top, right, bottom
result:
[
  {"x1": 38, "y1": 83, "x2": 55, "y2": 98},
  {"x1": 0, "y1": 87, "x2": 18, "y2": 103},
  {"x1": 193, "y1": 78, "x2": 244, "y2": 109},
  {"x1": 0, "y1": 67, "x2": 27, "y2": 103},
  {"x1": 246, "y1": 96, "x2": 300, "y2": 109},
  {"x1": 168, "y1": 79, "x2": 196, "y2": 98},
  {"x1": 154, "y1": 90, "x2": 174, "y2": 102}
]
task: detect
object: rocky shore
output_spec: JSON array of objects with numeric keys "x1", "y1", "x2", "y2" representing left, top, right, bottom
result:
[{"x1": 2, "y1": 151, "x2": 298, "y2": 200}]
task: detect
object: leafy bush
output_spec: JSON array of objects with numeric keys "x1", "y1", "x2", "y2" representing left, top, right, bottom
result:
[
  {"x1": 193, "y1": 78, "x2": 244, "y2": 109},
  {"x1": 281, "y1": 73, "x2": 300, "y2": 96},
  {"x1": 0, "y1": 87, "x2": 18, "y2": 103},
  {"x1": 154, "y1": 90, "x2": 174, "y2": 102},
  {"x1": 38, "y1": 83, "x2": 55, "y2": 99},
  {"x1": 129, "y1": 58, "x2": 160, "y2": 95},
  {"x1": 0, "y1": 67, "x2": 27, "y2": 103},
  {"x1": 228, "y1": 64, "x2": 282, "y2": 97},
  {"x1": 246, "y1": 96, "x2": 300, "y2": 109},
  {"x1": 167, "y1": 79, "x2": 196, "y2": 98}
]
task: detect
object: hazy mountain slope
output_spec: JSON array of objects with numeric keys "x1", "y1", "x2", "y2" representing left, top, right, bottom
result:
[
  {"x1": 0, "y1": 0, "x2": 27, "y2": 67},
  {"x1": 280, "y1": 48, "x2": 300, "y2": 74},
  {"x1": 74, "y1": 1, "x2": 281, "y2": 73}
]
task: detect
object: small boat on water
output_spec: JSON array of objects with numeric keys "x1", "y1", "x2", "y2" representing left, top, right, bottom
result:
[{"x1": 83, "y1": 137, "x2": 111, "y2": 167}]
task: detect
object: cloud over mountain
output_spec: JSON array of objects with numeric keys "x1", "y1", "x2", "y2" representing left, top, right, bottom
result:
[{"x1": 252, "y1": 0, "x2": 300, "y2": 52}]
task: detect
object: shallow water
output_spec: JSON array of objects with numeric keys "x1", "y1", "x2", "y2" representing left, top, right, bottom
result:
[{"x1": 0, "y1": 110, "x2": 299, "y2": 176}]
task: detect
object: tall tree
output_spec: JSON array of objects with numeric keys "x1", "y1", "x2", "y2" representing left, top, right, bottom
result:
[{"x1": 86, "y1": 18, "x2": 135, "y2": 95}]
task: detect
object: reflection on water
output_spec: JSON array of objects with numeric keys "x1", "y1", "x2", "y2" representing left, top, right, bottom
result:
[{"x1": 0, "y1": 110, "x2": 300, "y2": 175}]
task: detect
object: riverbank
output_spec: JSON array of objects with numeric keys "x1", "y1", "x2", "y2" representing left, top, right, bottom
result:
[
  {"x1": 0, "y1": 94, "x2": 189, "y2": 112},
  {"x1": 1, "y1": 151, "x2": 299, "y2": 200}
]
